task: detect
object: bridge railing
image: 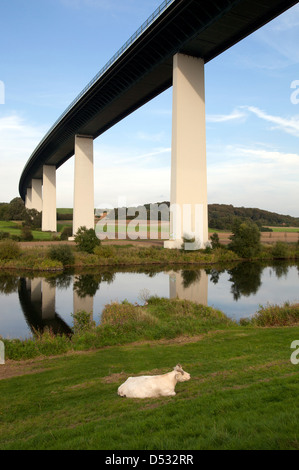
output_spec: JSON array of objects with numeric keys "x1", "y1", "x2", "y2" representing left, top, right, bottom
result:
[{"x1": 28, "y1": 0, "x2": 176, "y2": 161}]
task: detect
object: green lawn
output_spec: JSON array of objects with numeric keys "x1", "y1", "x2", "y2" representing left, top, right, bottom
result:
[
  {"x1": 57, "y1": 208, "x2": 73, "y2": 214},
  {"x1": 1, "y1": 326, "x2": 298, "y2": 450},
  {"x1": 0, "y1": 221, "x2": 53, "y2": 241},
  {"x1": 269, "y1": 227, "x2": 299, "y2": 233}
]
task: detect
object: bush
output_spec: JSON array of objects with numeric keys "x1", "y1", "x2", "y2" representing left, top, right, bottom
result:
[
  {"x1": 94, "y1": 245, "x2": 116, "y2": 258},
  {"x1": 0, "y1": 231, "x2": 10, "y2": 240},
  {"x1": 60, "y1": 226, "x2": 73, "y2": 240},
  {"x1": 0, "y1": 239, "x2": 21, "y2": 260},
  {"x1": 210, "y1": 232, "x2": 221, "y2": 249},
  {"x1": 71, "y1": 310, "x2": 96, "y2": 334},
  {"x1": 271, "y1": 241, "x2": 290, "y2": 259},
  {"x1": 48, "y1": 244, "x2": 75, "y2": 266},
  {"x1": 74, "y1": 226, "x2": 101, "y2": 253},
  {"x1": 228, "y1": 220, "x2": 261, "y2": 258},
  {"x1": 250, "y1": 302, "x2": 299, "y2": 327},
  {"x1": 21, "y1": 225, "x2": 33, "y2": 241}
]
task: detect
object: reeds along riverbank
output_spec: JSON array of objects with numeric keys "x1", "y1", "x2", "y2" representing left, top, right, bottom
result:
[
  {"x1": 2, "y1": 297, "x2": 299, "y2": 362},
  {"x1": 0, "y1": 240, "x2": 298, "y2": 272}
]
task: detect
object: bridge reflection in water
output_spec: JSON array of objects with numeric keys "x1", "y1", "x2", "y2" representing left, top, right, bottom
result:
[
  {"x1": 18, "y1": 270, "x2": 210, "y2": 336},
  {"x1": 169, "y1": 270, "x2": 208, "y2": 306},
  {"x1": 19, "y1": 278, "x2": 72, "y2": 336}
]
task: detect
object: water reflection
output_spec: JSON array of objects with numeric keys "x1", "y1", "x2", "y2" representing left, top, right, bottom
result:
[
  {"x1": 18, "y1": 278, "x2": 72, "y2": 336},
  {"x1": 169, "y1": 270, "x2": 208, "y2": 305},
  {"x1": 0, "y1": 261, "x2": 298, "y2": 339}
]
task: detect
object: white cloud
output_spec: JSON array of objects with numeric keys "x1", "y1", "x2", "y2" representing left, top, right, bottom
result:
[
  {"x1": 207, "y1": 109, "x2": 246, "y2": 123},
  {"x1": 246, "y1": 106, "x2": 299, "y2": 137},
  {"x1": 0, "y1": 114, "x2": 46, "y2": 202},
  {"x1": 208, "y1": 146, "x2": 299, "y2": 216}
]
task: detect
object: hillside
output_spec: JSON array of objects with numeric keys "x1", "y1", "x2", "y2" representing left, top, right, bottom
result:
[
  {"x1": 208, "y1": 204, "x2": 299, "y2": 230},
  {"x1": 142, "y1": 202, "x2": 299, "y2": 230},
  {"x1": 99, "y1": 202, "x2": 299, "y2": 230}
]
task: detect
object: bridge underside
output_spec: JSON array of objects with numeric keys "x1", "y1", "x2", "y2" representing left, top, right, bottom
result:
[
  {"x1": 19, "y1": 0, "x2": 297, "y2": 199},
  {"x1": 19, "y1": 0, "x2": 297, "y2": 245}
]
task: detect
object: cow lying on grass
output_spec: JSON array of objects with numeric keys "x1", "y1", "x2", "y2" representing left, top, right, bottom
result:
[{"x1": 117, "y1": 364, "x2": 191, "y2": 398}]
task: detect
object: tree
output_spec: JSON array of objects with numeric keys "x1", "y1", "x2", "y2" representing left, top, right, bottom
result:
[
  {"x1": 5, "y1": 198, "x2": 26, "y2": 221},
  {"x1": 228, "y1": 220, "x2": 261, "y2": 258},
  {"x1": 74, "y1": 226, "x2": 101, "y2": 253},
  {"x1": 23, "y1": 209, "x2": 42, "y2": 229},
  {"x1": 210, "y1": 232, "x2": 221, "y2": 249}
]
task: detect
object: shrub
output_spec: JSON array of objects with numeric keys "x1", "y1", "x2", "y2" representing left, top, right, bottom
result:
[
  {"x1": 271, "y1": 241, "x2": 290, "y2": 259},
  {"x1": 60, "y1": 226, "x2": 73, "y2": 240},
  {"x1": 210, "y1": 232, "x2": 221, "y2": 249},
  {"x1": 74, "y1": 226, "x2": 101, "y2": 253},
  {"x1": 48, "y1": 244, "x2": 75, "y2": 266},
  {"x1": 228, "y1": 220, "x2": 261, "y2": 258},
  {"x1": 21, "y1": 225, "x2": 33, "y2": 241},
  {"x1": 250, "y1": 302, "x2": 299, "y2": 327},
  {"x1": 0, "y1": 239, "x2": 21, "y2": 260},
  {"x1": 94, "y1": 245, "x2": 116, "y2": 258},
  {"x1": 0, "y1": 231, "x2": 10, "y2": 240},
  {"x1": 71, "y1": 310, "x2": 96, "y2": 334}
]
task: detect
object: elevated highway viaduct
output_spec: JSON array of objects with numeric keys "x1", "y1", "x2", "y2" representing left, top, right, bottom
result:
[{"x1": 19, "y1": 0, "x2": 298, "y2": 246}]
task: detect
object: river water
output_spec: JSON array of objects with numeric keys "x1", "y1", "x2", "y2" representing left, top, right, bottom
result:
[{"x1": 0, "y1": 261, "x2": 298, "y2": 339}]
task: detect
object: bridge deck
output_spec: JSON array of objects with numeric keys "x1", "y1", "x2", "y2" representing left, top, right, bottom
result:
[{"x1": 19, "y1": 0, "x2": 298, "y2": 200}]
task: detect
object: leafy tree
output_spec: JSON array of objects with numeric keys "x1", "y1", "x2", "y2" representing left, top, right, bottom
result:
[
  {"x1": 210, "y1": 232, "x2": 221, "y2": 249},
  {"x1": 74, "y1": 226, "x2": 101, "y2": 253},
  {"x1": 228, "y1": 220, "x2": 261, "y2": 258},
  {"x1": 23, "y1": 209, "x2": 41, "y2": 229},
  {"x1": 4, "y1": 198, "x2": 26, "y2": 221}
]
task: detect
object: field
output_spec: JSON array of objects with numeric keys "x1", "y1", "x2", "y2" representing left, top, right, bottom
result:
[
  {"x1": 0, "y1": 325, "x2": 298, "y2": 450},
  {"x1": 0, "y1": 221, "x2": 52, "y2": 241},
  {"x1": 216, "y1": 230, "x2": 299, "y2": 245}
]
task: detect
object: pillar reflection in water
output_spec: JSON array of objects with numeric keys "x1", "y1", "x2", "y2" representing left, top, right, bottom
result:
[
  {"x1": 42, "y1": 279, "x2": 56, "y2": 320},
  {"x1": 169, "y1": 270, "x2": 208, "y2": 305},
  {"x1": 19, "y1": 278, "x2": 72, "y2": 336},
  {"x1": 73, "y1": 275, "x2": 94, "y2": 319}
]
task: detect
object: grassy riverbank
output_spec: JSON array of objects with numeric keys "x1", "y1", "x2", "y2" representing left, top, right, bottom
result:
[
  {"x1": 1, "y1": 325, "x2": 299, "y2": 449},
  {"x1": 0, "y1": 240, "x2": 299, "y2": 272},
  {"x1": 1, "y1": 299, "x2": 299, "y2": 450}
]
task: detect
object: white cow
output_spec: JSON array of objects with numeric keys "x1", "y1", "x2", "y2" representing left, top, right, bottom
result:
[{"x1": 117, "y1": 364, "x2": 191, "y2": 398}]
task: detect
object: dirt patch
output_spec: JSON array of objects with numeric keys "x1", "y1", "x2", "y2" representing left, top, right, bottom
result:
[
  {"x1": 0, "y1": 349, "x2": 95, "y2": 381},
  {"x1": 101, "y1": 372, "x2": 129, "y2": 384},
  {"x1": 0, "y1": 360, "x2": 48, "y2": 380}
]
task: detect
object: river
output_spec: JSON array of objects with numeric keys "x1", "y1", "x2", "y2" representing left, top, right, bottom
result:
[{"x1": 0, "y1": 261, "x2": 298, "y2": 339}]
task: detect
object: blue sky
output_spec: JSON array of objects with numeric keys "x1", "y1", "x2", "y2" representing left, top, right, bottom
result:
[{"x1": 0, "y1": 0, "x2": 299, "y2": 216}]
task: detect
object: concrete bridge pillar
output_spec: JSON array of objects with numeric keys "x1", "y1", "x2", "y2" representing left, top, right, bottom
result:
[
  {"x1": 25, "y1": 188, "x2": 32, "y2": 209},
  {"x1": 73, "y1": 135, "x2": 94, "y2": 236},
  {"x1": 165, "y1": 53, "x2": 208, "y2": 250},
  {"x1": 42, "y1": 165, "x2": 56, "y2": 232},
  {"x1": 31, "y1": 179, "x2": 43, "y2": 213}
]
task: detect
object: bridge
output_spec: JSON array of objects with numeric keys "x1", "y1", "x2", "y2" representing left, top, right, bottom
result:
[{"x1": 19, "y1": 0, "x2": 298, "y2": 247}]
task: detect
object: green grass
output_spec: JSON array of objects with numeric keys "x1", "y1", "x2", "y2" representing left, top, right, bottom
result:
[
  {"x1": 57, "y1": 208, "x2": 73, "y2": 214},
  {"x1": 57, "y1": 221, "x2": 72, "y2": 232},
  {"x1": 269, "y1": 227, "x2": 299, "y2": 233},
  {"x1": 0, "y1": 325, "x2": 299, "y2": 450},
  {"x1": 0, "y1": 221, "x2": 53, "y2": 241},
  {"x1": 3, "y1": 298, "x2": 233, "y2": 360}
]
